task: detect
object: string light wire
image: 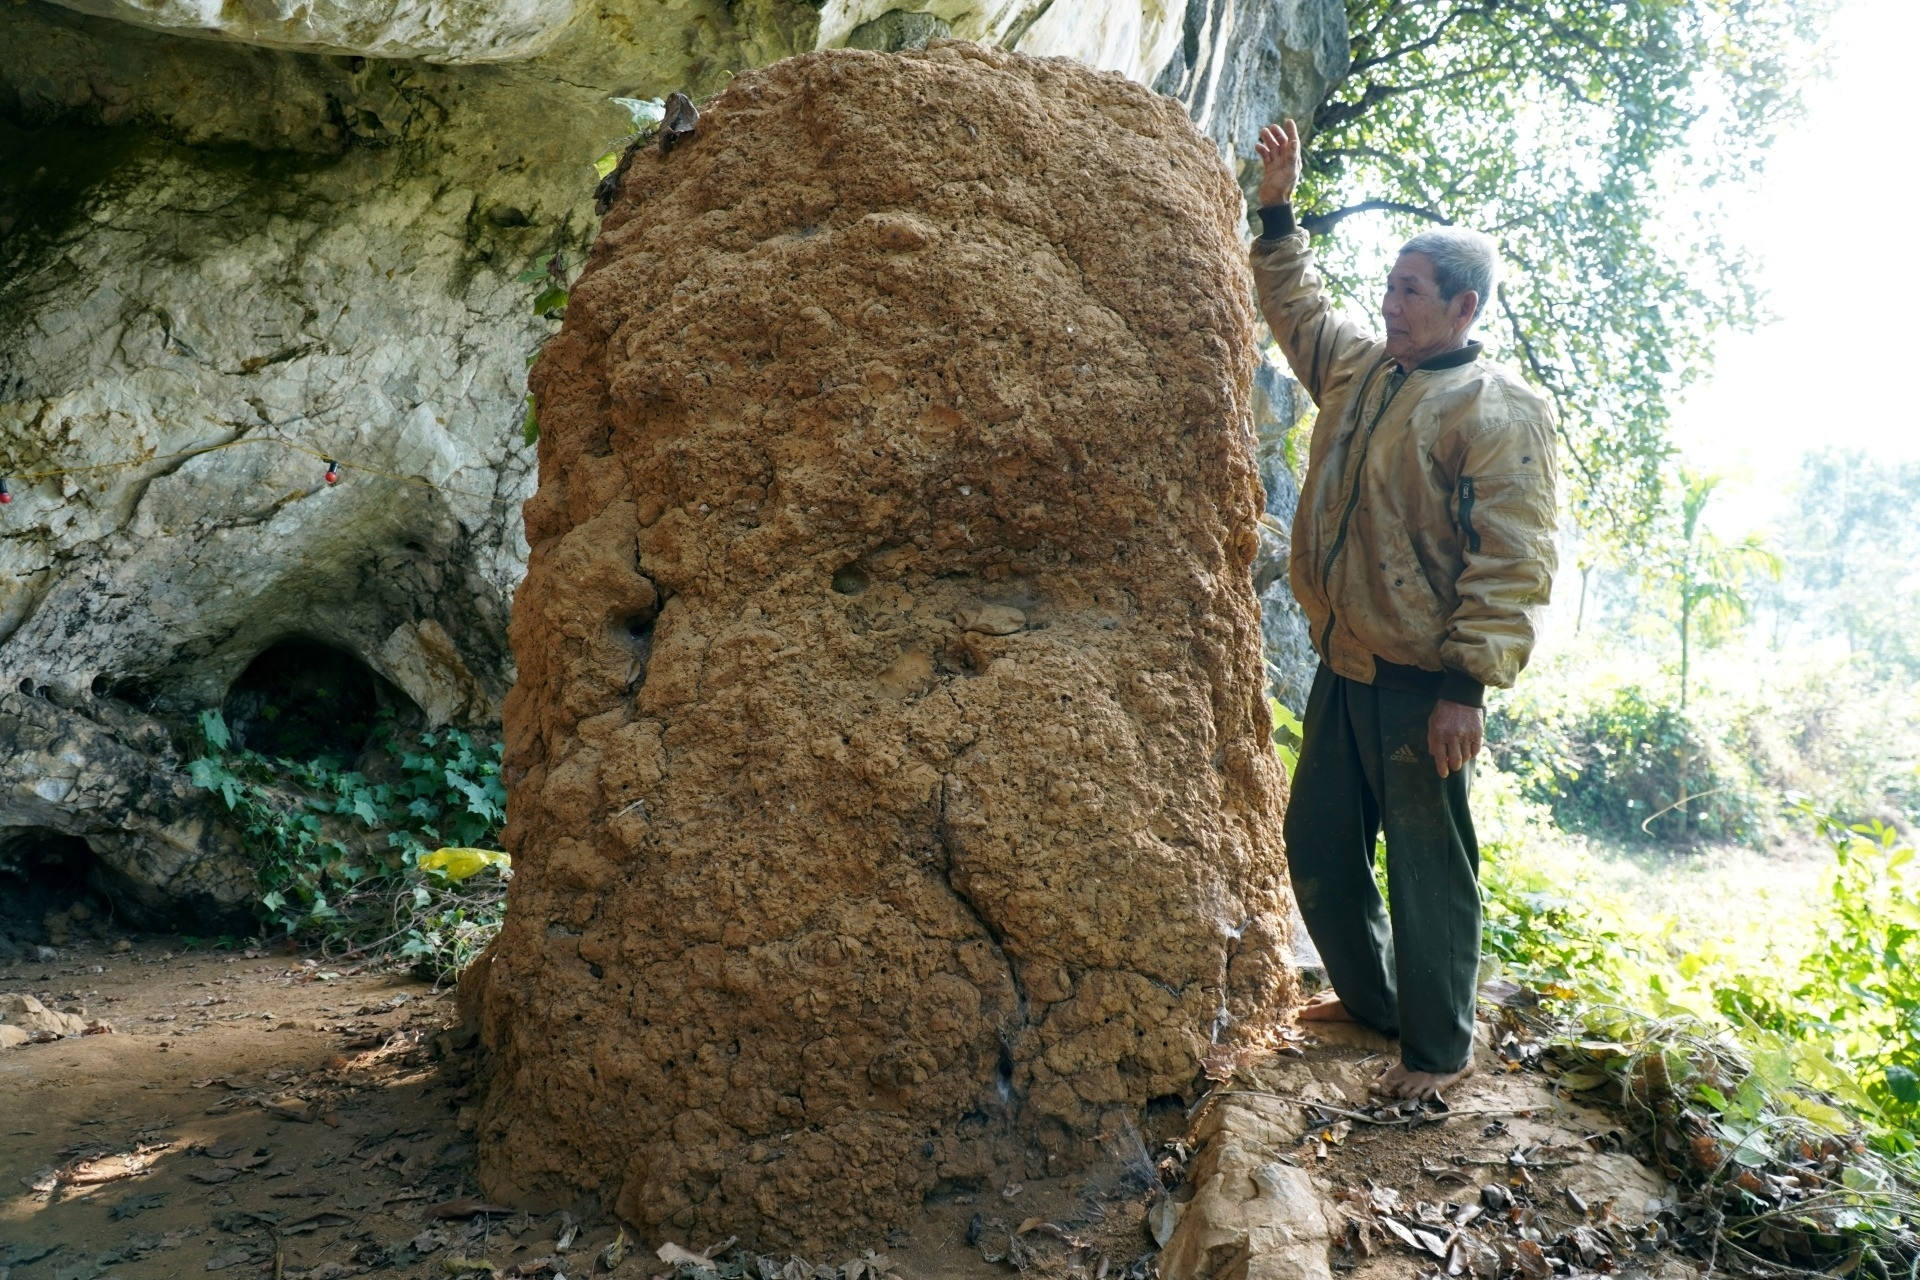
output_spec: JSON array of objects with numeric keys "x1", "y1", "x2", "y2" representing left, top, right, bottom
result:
[{"x1": 0, "y1": 433, "x2": 528, "y2": 510}]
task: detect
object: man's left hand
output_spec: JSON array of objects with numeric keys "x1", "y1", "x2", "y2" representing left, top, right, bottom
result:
[{"x1": 1427, "y1": 699, "x2": 1484, "y2": 778}]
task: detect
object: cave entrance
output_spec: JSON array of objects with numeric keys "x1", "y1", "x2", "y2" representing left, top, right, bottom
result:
[
  {"x1": 223, "y1": 637, "x2": 407, "y2": 761},
  {"x1": 0, "y1": 828, "x2": 106, "y2": 955}
]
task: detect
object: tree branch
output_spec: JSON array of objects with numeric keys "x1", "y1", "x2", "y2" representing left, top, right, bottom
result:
[
  {"x1": 1313, "y1": 63, "x2": 1508, "y2": 134},
  {"x1": 1349, "y1": 2, "x2": 1493, "y2": 78},
  {"x1": 1299, "y1": 200, "x2": 1452, "y2": 236}
]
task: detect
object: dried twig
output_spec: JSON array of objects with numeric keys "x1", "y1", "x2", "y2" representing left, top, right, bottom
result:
[{"x1": 1213, "y1": 1088, "x2": 1538, "y2": 1127}]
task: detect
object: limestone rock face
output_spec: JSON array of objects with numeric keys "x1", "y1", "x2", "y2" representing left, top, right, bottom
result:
[
  {"x1": 474, "y1": 44, "x2": 1296, "y2": 1252},
  {"x1": 1155, "y1": 0, "x2": 1350, "y2": 189},
  {"x1": 41, "y1": 0, "x2": 588, "y2": 63},
  {"x1": 0, "y1": 690, "x2": 255, "y2": 926},
  {"x1": 1251, "y1": 362, "x2": 1316, "y2": 712}
]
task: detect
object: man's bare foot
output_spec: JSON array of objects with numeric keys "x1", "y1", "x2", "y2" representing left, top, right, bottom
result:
[
  {"x1": 1369, "y1": 1057, "x2": 1476, "y2": 1101},
  {"x1": 1297, "y1": 993, "x2": 1358, "y2": 1023}
]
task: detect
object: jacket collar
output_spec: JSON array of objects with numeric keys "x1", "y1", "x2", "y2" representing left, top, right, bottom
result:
[{"x1": 1412, "y1": 340, "x2": 1482, "y2": 373}]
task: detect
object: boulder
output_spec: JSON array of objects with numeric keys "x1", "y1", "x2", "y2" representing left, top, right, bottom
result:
[
  {"x1": 2, "y1": 993, "x2": 89, "y2": 1037},
  {"x1": 470, "y1": 44, "x2": 1297, "y2": 1253},
  {"x1": 0, "y1": 689, "x2": 256, "y2": 928}
]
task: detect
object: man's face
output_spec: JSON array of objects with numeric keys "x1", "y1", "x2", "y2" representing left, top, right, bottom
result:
[{"x1": 1381, "y1": 252, "x2": 1472, "y2": 366}]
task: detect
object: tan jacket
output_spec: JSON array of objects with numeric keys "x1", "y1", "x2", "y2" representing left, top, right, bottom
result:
[{"x1": 1251, "y1": 227, "x2": 1557, "y2": 702}]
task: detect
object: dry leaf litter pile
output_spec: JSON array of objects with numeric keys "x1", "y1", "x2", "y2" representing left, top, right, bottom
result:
[{"x1": 466, "y1": 42, "x2": 1295, "y2": 1254}]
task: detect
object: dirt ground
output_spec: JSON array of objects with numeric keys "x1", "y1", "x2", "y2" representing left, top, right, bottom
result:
[
  {"x1": 0, "y1": 933, "x2": 1164, "y2": 1280},
  {"x1": 2, "y1": 932, "x2": 1690, "y2": 1280}
]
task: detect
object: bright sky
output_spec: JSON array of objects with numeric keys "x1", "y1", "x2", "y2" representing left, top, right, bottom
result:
[{"x1": 1672, "y1": 0, "x2": 1920, "y2": 537}]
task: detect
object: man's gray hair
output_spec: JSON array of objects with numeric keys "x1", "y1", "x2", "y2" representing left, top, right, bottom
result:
[{"x1": 1398, "y1": 226, "x2": 1499, "y2": 325}]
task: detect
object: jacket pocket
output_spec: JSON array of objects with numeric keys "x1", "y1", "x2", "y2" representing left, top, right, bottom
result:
[{"x1": 1456, "y1": 476, "x2": 1481, "y2": 554}]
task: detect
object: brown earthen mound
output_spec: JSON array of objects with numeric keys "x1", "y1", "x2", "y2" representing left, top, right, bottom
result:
[{"x1": 471, "y1": 41, "x2": 1296, "y2": 1253}]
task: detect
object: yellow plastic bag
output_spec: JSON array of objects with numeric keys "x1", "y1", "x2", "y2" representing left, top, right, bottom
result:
[{"x1": 420, "y1": 847, "x2": 510, "y2": 882}]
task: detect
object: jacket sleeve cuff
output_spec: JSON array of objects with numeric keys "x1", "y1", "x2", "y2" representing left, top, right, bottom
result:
[
  {"x1": 1438, "y1": 669, "x2": 1486, "y2": 708},
  {"x1": 1257, "y1": 203, "x2": 1296, "y2": 241}
]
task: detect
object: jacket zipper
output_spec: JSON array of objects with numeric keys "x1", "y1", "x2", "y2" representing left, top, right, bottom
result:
[
  {"x1": 1316, "y1": 363, "x2": 1409, "y2": 658},
  {"x1": 1457, "y1": 476, "x2": 1480, "y2": 553}
]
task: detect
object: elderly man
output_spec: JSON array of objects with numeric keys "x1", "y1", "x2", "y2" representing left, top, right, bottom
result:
[{"x1": 1251, "y1": 120, "x2": 1557, "y2": 1100}]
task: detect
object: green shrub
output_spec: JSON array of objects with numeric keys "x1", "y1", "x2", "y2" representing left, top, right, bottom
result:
[
  {"x1": 1471, "y1": 764, "x2": 1920, "y2": 1155},
  {"x1": 1715, "y1": 809, "x2": 1920, "y2": 1142},
  {"x1": 187, "y1": 710, "x2": 509, "y2": 979},
  {"x1": 1490, "y1": 680, "x2": 1778, "y2": 845}
]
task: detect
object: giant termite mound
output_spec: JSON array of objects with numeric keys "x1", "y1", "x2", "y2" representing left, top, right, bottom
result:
[{"x1": 471, "y1": 41, "x2": 1295, "y2": 1252}]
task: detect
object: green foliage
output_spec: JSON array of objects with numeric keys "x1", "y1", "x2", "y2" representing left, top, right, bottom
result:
[
  {"x1": 1725, "y1": 810, "x2": 1920, "y2": 1140},
  {"x1": 187, "y1": 710, "x2": 509, "y2": 979},
  {"x1": 1269, "y1": 696, "x2": 1304, "y2": 780},
  {"x1": 1474, "y1": 770, "x2": 1920, "y2": 1158},
  {"x1": 516, "y1": 252, "x2": 574, "y2": 445},
  {"x1": 1490, "y1": 634, "x2": 1920, "y2": 849},
  {"x1": 1639, "y1": 469, "x2": 1780, "y2": 708},
  {"x1": 1490, "y1": 678, "x2": 1776, "y2": 846},
  {"x1": 1300, "y1": 0, "x2": 1827, "y2": 546},
  {"x1": 518, "y1": 253, "x2": 571, "y2": 319}
]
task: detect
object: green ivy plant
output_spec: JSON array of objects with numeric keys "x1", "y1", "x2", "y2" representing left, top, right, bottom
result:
[{"x1": 187, "y1": 710, "x2": 509, "y2": 979}]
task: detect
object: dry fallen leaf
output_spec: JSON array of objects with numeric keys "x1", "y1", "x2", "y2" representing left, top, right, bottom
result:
[
  {"x1": 1379, "y1": 1217, "x2": 1422, "y2": 1251},
  {"x1": 601, "y1": 1227, "x2": 630, "y2": 1270},
  {"x1": 656, "y1": 1243, "x2": 713, "y2": 1269}
]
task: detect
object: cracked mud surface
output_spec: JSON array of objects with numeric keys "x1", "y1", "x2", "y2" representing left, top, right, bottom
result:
[{"x1": 473, "y1": 41, "x2": 1295, "y2": 1254}]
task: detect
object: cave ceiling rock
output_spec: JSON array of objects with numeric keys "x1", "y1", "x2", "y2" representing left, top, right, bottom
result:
[
  {"x1": 39, "y1": 0, "x2": 591, "y2": 63},
  {"x1": 0, "y1": 126, "x2": 526, "y2": 719}
]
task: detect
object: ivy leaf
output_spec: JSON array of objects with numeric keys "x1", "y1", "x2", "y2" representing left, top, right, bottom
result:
[
  {"x1": 1884, "y1": 1065, "x2": 1920, "y2": 1104},
  {"x1": 200, "y1": 709, "x2": 231, "y2": 751}
]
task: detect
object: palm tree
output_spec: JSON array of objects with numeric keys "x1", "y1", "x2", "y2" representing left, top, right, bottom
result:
[
  {"x1": 1651, "y1": 470, "x2": 1781, "y2": 710},
  {"x1": 1643, "y1": 470, "x2": 1780, "y2": 838}
]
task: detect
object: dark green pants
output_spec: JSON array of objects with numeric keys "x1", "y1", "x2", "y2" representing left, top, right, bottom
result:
[{"x1": 1283, "y1": 665, "x2": 1481, "y2": 1073}]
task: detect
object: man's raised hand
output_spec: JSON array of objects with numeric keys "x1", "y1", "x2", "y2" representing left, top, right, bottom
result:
[{"x1": 1255, "y1": 120, "x2": 1302, "y2": 209}]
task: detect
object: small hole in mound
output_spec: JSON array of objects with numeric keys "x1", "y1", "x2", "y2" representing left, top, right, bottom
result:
[
  {"x1": 619, "y1": 612, "x2": 657, "y2": 687},
  {"x1": 224, "y1": 637, "x2": 409, "y2": 762},
  {"x1": 90, "y1": 674, "x2": 109, "y2": 697},
  {"x1": 831, "y1": 563, "x2": 871, "y2": 595}
]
